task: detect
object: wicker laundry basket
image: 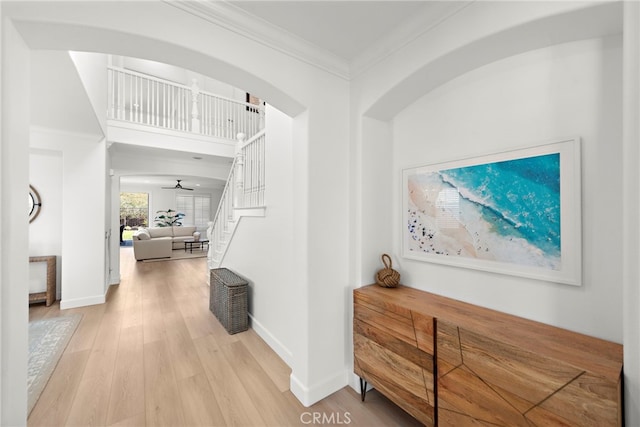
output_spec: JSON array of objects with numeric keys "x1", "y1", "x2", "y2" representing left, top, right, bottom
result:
[{"x1": 209, "y1": 268, "x2": 248, "y2": 334}]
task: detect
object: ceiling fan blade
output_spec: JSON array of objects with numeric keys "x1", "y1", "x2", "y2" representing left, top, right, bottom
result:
[{"x1": 160, "y1": 179, "x2": 194, "y2": 190}]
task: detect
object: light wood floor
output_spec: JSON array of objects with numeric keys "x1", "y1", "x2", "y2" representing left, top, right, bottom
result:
[{"x1": 27, "y1": 247, "x2": 422, "y2": 426}]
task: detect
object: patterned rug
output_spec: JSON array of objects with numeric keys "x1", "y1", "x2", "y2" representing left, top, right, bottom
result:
[{"x1": 28, "y1": 314, "x2": 82, "y2": 414}]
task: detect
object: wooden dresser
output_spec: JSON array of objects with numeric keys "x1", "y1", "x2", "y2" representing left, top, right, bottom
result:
[{"x1": 353, "y1": 284, "x2": 623, "y2": 426}]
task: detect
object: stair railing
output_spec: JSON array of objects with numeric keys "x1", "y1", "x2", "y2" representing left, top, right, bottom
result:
[
  {"x1": 207, "y1": 130, "x2": 266, "y2": 267},
  {"x1": 107, "y1": 66, "x2": 265, "y2": 140}
]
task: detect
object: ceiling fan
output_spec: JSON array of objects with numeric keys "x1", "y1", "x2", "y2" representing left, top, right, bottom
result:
[{"x1": 162, "y1": 179, "x2": 194, "y2": 191}]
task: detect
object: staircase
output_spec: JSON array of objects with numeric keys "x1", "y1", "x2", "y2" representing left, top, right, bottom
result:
[{"x1": 207, "y1": 131, "x2": 267, "y2": 268}]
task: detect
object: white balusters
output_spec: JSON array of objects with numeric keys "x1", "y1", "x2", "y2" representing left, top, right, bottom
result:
[
  {"x1": 191, "y1": 78, "x2": 200, "y2": 133},
  {"x1": 107, "y1": 66, "x2": 265, "y2": 139},
  {"x1": 234, "y1": 133, "x2": 246, "y2": 208}
]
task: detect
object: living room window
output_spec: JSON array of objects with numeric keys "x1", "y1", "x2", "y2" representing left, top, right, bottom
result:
[
  {"x1": 120, "y1": 192, "x2": 149, "y2": 244},
  {"x1": 176, "y1": 194, "x2": 211, "y2": 230}
]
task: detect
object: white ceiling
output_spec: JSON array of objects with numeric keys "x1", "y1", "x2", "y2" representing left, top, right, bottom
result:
[
  {"x1": 228, "y1": 1, "x2": 432, "y2": 61},
  {"x1": 119, "y1": 175, "x2": 222, "y2": 190},
  {"x1": 111, "y1": 143, "x2": 232, "y2": 190}
]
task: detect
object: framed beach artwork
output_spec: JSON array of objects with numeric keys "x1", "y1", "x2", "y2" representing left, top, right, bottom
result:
[{"x1": 402, "y1": 137, "x2": 582, "y2": 286}]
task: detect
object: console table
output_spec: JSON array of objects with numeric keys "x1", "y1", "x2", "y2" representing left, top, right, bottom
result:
[
  {"x1": 29, "y1": 255, "x2": 56, "y2": 306},
  {"x1": 354, "y1": 284, "x2": 623, "y2": 426}
]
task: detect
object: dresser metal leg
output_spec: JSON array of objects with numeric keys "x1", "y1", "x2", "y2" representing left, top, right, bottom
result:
[{"x1": 359, "y1": 378, "x2": 367, "y2": 402}]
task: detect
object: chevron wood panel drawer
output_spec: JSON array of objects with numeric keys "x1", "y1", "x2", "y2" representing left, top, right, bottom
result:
[
  {"x1": 353, "y1": 284, "x2": 623, "y2": 427},
  {"x1": 437, "y1": 319, "x2": 622, "y2": 426}
]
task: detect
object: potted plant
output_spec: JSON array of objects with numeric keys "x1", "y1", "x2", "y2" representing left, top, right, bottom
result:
[{"x1": 154, "y1": 209, "x2": 185, "y2": 227}]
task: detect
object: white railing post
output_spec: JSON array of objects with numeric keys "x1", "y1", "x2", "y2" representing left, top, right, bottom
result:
[{"x1": 234, "y1": 132, "x2": 246, "y2": 208}]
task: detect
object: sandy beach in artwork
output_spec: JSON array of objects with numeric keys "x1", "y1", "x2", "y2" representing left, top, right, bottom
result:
[{"x1": 406, "y1": 172, "x2": 561, "y2": 270}]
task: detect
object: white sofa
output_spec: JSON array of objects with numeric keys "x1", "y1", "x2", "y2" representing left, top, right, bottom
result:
[{"x1": 131, "y1": 226, "x2": 199, "y2": 260}]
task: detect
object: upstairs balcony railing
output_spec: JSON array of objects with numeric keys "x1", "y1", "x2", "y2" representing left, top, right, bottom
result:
[{"x1": 107, "y1": 66, "x2": 265, "y2": 140}]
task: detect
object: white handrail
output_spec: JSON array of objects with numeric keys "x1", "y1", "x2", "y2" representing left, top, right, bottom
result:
[
  {"x1": 207, "y1": 130, "x2": 266, "y2": 267},
  {"x1": 107, "y1": 66, "x2": 265, "y2": 139}
]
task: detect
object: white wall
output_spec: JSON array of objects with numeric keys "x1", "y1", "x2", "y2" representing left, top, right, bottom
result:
[
  {"x1": 0, "y1": 16, "x2": 30, "y2": 426},
  {"x1": 392, "y1": 36, "x2": 623, "y2": 342},
  {"x1": 69, "y1": 52, "x2": 109, "y2": 136},
  {"x1": 223, "y1": 104, "x2": 294, "y2": 365},
  {"x1": 623, "y1": 2, "x2": 640, "y2": 422},
  {"x1": 30, "y1": 129, "x2": 107, "y2": 310},
  {"x1": 29, "y1": 149, "x2": 63, "y2": 299},
  {"x1": 30, "y1": 50, "x2": 102, "y2": 136}
]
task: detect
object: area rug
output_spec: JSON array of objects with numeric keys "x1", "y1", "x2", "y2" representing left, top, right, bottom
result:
[
  {"x1": 142, "y1": 249, "x2": 207, "y2": 263},
  {"x1": 28, "y1": 314, "x2": 82, "y2": 414}
]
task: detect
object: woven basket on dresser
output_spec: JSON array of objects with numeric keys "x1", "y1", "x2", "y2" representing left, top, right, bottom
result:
[{"x1": 209, "y1": 268, "x2": 248, "y2": 334}]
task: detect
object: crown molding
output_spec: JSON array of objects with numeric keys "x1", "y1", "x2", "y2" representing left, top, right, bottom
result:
[
  {"x1": 349, "y1": 1, "x2": 473, "y2": 79},
  {"x1": 166, "y1": 0, "x2": 350, "y2": 80},
  {"x1": 166, "y1": 1, "x2": 471, "y2": 81}
]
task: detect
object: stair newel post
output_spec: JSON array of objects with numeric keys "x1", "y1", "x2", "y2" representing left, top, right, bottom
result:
[
  {"x1": 233, "y1": 132, "x2": 246, "y2": 209},
  {"x1": 190, "y1": 78, "x2": 201, "y2": 133}
]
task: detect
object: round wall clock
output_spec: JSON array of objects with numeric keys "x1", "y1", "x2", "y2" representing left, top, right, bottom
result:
[{"x1": 29, "y1": 185, "x2": 42, "y2": 223}]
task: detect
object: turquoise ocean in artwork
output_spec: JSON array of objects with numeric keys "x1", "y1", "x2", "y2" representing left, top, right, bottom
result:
[
  {"x1": 407, "y1": 153, "x2": 561, "y2": 269},
  {"x1": 442, "y1": 153, "x2": 561, "y2": 257}
]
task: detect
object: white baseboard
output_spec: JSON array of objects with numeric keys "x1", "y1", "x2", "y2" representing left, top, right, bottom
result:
[
  {"x1": 248, "y1": 313, "x2": 293, "y2": 367},
  {"x1": 349, "y1": 372, "x2": 361, "y2": 392},
  {"x1": 290, "y1": 369, "x2": 349, "y2": 407},
  {"x1": 60, "y1": 294, "x2": 106, "y2": 310}
]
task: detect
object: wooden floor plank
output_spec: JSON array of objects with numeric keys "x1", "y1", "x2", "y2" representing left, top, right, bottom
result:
[
  {"x1": 162, "y1": 309, "x2": 205, "y2": 381},
  {"x1": 220, "y1": 339, "x2": 301, "y2": 426},
  {"x1": 120, "y1": 278, "x2": 143, "y2": 329},
  {"x1": 141, "y1": 280, "x2": 166, "y2": 345},
  {"x1": 106, "y1": 411, "x2": 145, "y2": 427},
  {"x1": 177, "y1": 373, "x2": 227, "y2": 427},
  {"x1": 193, "y1": 334, "x2": 266, "y2": 426},
  {"x1": 65, "y1": 310, "x2": 123, "y2": 426},
  {"x1": 64, "y1": 303, "x2": 106, "y2": 354},
  {"x1": 143, "y1": 340, "x2": 186, "y2": 426},
  {"x1": 241, "y1": 328, "x2": 292, "y2": 393},
  {"x1": 175, "y1": 291, "x2": 218, "y2": 341},
  {"x1": 106, "y1": 325, "x2": 145, "y2": 426}
]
